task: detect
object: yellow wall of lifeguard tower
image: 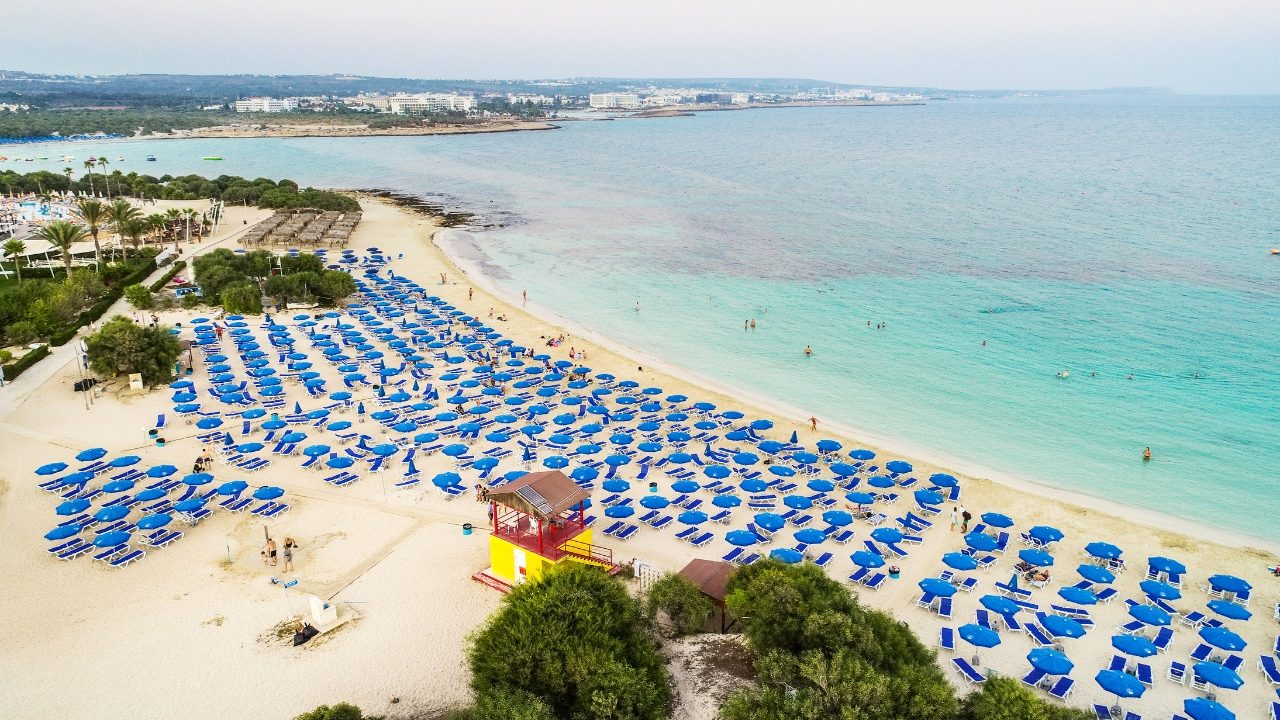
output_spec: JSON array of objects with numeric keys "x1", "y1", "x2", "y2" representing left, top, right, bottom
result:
[{"x1": 487, "y1": 528, "x2": 595, "y2": 585}]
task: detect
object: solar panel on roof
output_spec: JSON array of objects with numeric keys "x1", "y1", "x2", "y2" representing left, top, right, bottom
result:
[{"x1": 516, "y1": 485, "x2": 553, "y2": 515}]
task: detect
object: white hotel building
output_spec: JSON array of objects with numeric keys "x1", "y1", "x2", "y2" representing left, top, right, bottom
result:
[
  {"x1": 588, "y1": 93, "x2": 641, "y2": 110},
  {"x1": 386, "y1": 93, "x2": 477, "y2": 114},
  {"x1": 233, "y1": 97, "x2": 299, "y2": 113}
]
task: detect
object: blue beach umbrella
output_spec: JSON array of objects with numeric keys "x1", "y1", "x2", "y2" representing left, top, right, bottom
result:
[
  {"x1": 806, "y1": 479, "x2": 836, "y2": 492},
  {"x1": 95, "y1": 505, "x2": 130, "y2": 522},
  {"x1": 726, "y1": 530, "x2": 758, "y2": 547},
  {"x1": 830, "y1": 463, "x2": 858, "y2": 477},
  {"x1": 783, "y1": 495, "x2": 812, "y2": 509},
  {"x1": 959, "y1": 624, "x2": 1001, "y2": 650},
  {"x1": 76, "y1": 448, "x2": 107, "y2": 462},
  {"x1": 134, "y1": 488, "x2": 165, "y2": 502},
  {"x1": 794, "y1": 528, "x2": 826, "y2": 544},
  {"x1": 1128, "y1": 604, "x2": 1172, "y2": 626},
  {"x1": 816, "y1": 439, "x2": 842, "y2": 452},
  {"x1": 822, "y1": 510, "x2": 853, "y2": 526},
  {"x1": 1018, "y1": 548, "x2": 1054, "y2": 567},
  {"x1": 640, "y1": 495, "x2": 670, "y2": 509},
  {"x1": 1058, "y1": 586, "x2": 1098, "y2": 605},
  {"x1": 217, "y1": 480, "x2": 248, "y2": 496},
  {"x1": 1198, "y1": 626, "x2": 1246, "y2": 652},
  {"x1": 252, "y1": 486, "x2": 284, "y2": 500},
  {"x1": 733, "y1": 452, "x2": 759, "y2": 466},
  {"x1": 846, "y1": 491, "x2": 876, "y2": 504},
  {"x1": 602, "y1": 479, "x2": 630, "y2": 493},
  {"x1": 1029, "y1": 525, "x2": 1064, "y2": 543},
  {"x1": 919, "y1": 577, "x2": 957, "y2": 597},
  {"x1": 754, "y1": 512, "x2": 785, "y2": 531},
  {"x1": 979, "y1": 595, "x2": 1019, "y2": 616},
  {"x1": 1111, "y1": 634, "x2": 1158, "y2": 658},
  {"x1": 850, "y1": 550, "x2": 885, "y2": 568},
  {"x1": 147, "y1": 464, "x2": 179, "y2": 478},
  {"x1": 137, "y1": 513, "x2": 173, "y2": 530},
  {"x1": 976, "y1": 512, "x2": 1013, "y2": 529},
  {"x1": 914, "y1": 489, "x2": 944, "y2": 506},
  {"x1": 703, "y1": 465, "x2": 731, "y2": 479},
  {"x1": 848, "y1": 449, "x2": 875, "y2": 460},
  {"x1": 739, "y1": 478, "x2": 767, "y2": 493},
  {"x1": 605, "y1": 505, "x2": 635, "y2": 518},
  {"x1": 929, "y1": 473, "x2": 958, "y2": 487},
  {"x1": 942, "y1": 552, "x2": 979, "y2": 571},
  {"x1": 1148, "y1": 556, "x2": 1186, "y2": 575},
  {"x1": 472, "y1": 457, "x2": 499, "y2": 472},
  {"x1": 1077, "y1": 563, "x2": 1116, "y2": 584},
  {"x1": 769, "y1": 548, "x2": 803, "y2": 564},
  {"x1": 871, "y1": 527, "x2": 903, "y2": 544},
  {"x1": 672, "y1": 480, "x2": 700, "y2": 494},
  {"x1": 1183, "y1": 698, "x2": 1236, "y2": 720},
  {"x1": 1192, "y1": 661, "x2": 1243, "y2": 690},
  {"x1": 542, "y1": 456, "x2": 570, "y2": 469},
  {"x1": 712, "y1": 495, "x2": 741, "y2": 508},
  {"x1": 442, "y1": 443, "x2": 469, "y2": 457},
  {"x1": 326, "y1": 456, "x2": 354, "y2": 468},
  {"x1": 1085, "y1": 541, "x2": 1123, "y2": 560},
  {"x1": 867, "y1": 475, "x2": 895, "y2": 488},
  {"x1": 303, "y1": 444, "x2": 331, "y2": 457},
  {"x1": 432, "y1": 472, "x2": 462, "y2": 489},
  {"x1": 768, "y1": 465, "x2": 796, "y2": 478},
  {"x1": 1027, "y1": 648, "x2": 1073, "y2": 675},
  {"x1": 885, "y1": 460, "x2": 912, "y2": 474},
  {"x1": 109, "y1": 455, "x2": 141, "y2": 468},
  {"x1": 235, "y1": 442, "x2": 264, "y2": 453},
  {"x1": 94, "y1": 531, "x2": 131, "y2": 548},
  {"x1": 1040, "y1": 614, "x2": 1086, "y2": 639},
  {"x1": 604, "y1": 454, "x2": 631, "y2": 467},
  {"x1": 45, "y1": 524, "x2": 81, "y2": 541},
  {"x1": 1140, "y1": 579, "x2": 1181, "y2": 600},
  {"x1": 103, "y1": 479, "x2": 136, "y2": 493},
  {"x1": 372, "y1": 443, "x2": 400, "y2": 457},
  {"x1": 1206, "y1": 599, "x2": 1252, "y2": 621},
  {"x1": 678, "y1": 511, "x2": 709, "y2": 525},
  {"x1": 1207, "y1": 574, "x2": 1251, "y2": 595}
]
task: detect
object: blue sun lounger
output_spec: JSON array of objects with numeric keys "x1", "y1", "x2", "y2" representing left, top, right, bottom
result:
[{"x1": 951, "y1": 657, "x2": 985, "y2": 684}]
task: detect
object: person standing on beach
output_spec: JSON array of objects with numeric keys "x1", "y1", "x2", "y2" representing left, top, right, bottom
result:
[
  {"x1": 809, "y1": 416, "x2": 818, "y2": 431},
  {"x1": 468, "y1": 287, "x2": 473, "y2": 301},
  {"x1": 961, "y1": 508, "x2": 972, "y2": 533},
  {"x1": 522, "y1": 290, "x2": 527, "y2": 305},
  {"x1": 283, "y1": 538, "x2": 298, "y2": 573},
  {"x1": 264, "y1": 537, "x2": 277, "y2": 567},
  {"x1": 950, "y1": 506, "x2": 959, "y2": 531}
]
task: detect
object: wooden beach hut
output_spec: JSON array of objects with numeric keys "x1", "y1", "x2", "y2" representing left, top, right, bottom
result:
[
  {"x1": 474, "y1": 470, "x2": 617, "y2": 591},
  {"x1": 677, "y1": 558, "x2": 738, "y2": 632}
]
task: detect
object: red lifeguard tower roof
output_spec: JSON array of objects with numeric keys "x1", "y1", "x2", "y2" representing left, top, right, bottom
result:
[{"x1": 488, "y1": 470, "x2": 589, "y2": 520}]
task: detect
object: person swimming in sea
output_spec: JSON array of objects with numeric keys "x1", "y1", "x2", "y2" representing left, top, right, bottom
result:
[
  {"x1": 1057, "y1": 369, "x2": 1069, "y2": 379},
  {"x1": 803, "y1": 345, "x2": 813, "y2": 356},
  {"x1": 1143, "y1": 447, "x2": 1151, "y2": 461}
]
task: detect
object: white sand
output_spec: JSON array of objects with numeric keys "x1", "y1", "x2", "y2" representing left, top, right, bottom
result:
[{"x1": 0, "y1": 197, "x2": 1276, "y2": 720}]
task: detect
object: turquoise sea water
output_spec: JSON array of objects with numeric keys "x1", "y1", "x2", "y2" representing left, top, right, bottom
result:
[{"x1": 23, "y1": 96, "x2": 1280, "y2": 538}]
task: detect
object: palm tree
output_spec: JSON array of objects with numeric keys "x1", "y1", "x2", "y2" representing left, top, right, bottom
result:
[
  {"x1": 96, "y1": 157, "x2": 112, "y2": 199},
  {"x1": 63, "y1": 166, "x2": 74, "y2": 189},
  {"x1": 164, "y1": 208, "x2": 183, "y2": 252},
  {"x1": 120, "y1": 218, "x2": 148, "y2": 253},
  {"x1": 182, "y1": 207, "x2": 200, "y2": 244},
  {"x1": 145, "y1": 213, "x2": 167, "y2": 246},
  {"x1": 2, "y1": 238, "x2": 25, "y2": 284},
  {"x1": 82, "y1": 158, "x2": 97, "y2": 196},
  {"x1": 75, "y1": 198, "x2": 108, "y2": 270},
  {"x1": 36, "y1": 220, "x2": 89, "y2": 275},
  {"x1": 106, "y1": 199, "x2": 141, "y2": 258}
]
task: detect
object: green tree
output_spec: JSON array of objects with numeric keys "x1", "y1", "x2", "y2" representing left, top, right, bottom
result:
[
  {"x1": 294, "y1": 703, "x2": 368, "y2": 720},
  {"x1": 280, "y1": 253, "x2": 324, "y2": 274},
  {"x1": 97, "y1": 157, "x2": 112, "y2": 199},
  {"x1": 35, "y1": 220, "x2": 89, "y2": 274},
  {"x1": 106, "y1": 199, "x2": 142, "y2": 255},
  {"x1": 82, "y1": 158, "x2": 96, "y2": 196},
  {"x1": 220, "y1": 282, "x2": 262, "y2": 314},
  {"x1": 449, "y1": 690, "x2": 555, "y2": 720},
  {"x1": 75, "y1": 197, "x2": 109, "y2": 270},
  {"x1": 124, "y1": 284, "x2": 154, "y2": 310},
  {"x1": 119, "y1": 218, "x2": 149, "y2": 253},
  {"x1": 86, "y1": 316, "x2": 182, "y2": 386},
  {"x1": 313, "y1": 270, "x2": 357, "y2": 305},
  {"x1": 644, "y1": 572, "x2": 713, "y2": 636},
  {"x1": 468, "y1": 563, "x2": 670, "y2": 720},
  {"x1": 959, "y1": 677, "x2": 1093, "y2": 720},
  {"x1": 3, "y1": 238, "x2": 25, "y2": 284}
]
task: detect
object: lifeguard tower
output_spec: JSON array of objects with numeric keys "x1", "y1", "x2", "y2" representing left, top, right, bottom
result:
[{"x1": 473, "y1": 470, "x2": 618, "y2": 592}]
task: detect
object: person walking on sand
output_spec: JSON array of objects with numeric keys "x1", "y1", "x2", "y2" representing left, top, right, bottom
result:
[
  {"x1": 468, "y1": 287, "x2": 473, "y2": 301},
  {"x1": 961, "y1": 508, "x2": 972, "y2": 533},
  {"x1": 282, "y1": 538, "x2": 298, "y2": 573},
  {"x1": 264, "y1": 537, "x2": 277, "y2": 567},
  {"x1": 809, "y1": 416, "x2": 818, "y2": 431},
  {"x1": 950, "y1": 506, "x2": 959, "y2": 531}
]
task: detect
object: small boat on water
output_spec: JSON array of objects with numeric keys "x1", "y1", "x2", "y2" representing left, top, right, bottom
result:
[
  {"x1": 202, "y1": 156, "x2": 224, "y2": 161},
  {"x1": 1271, "y1": 248, "x2": 1279, "y2": 256},
  {"x1": 117, "y1": 155, "x2": 124, "y2": 161},
  {"x1": 146, "y1": 155, "x2": 157, "y2": 162}
]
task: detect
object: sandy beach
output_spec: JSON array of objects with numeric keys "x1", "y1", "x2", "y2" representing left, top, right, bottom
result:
[
  {"x1": 160, "y1": 120, "x2": 558, "y2": 140},
  {"x1": 1, "y1": 196, "x2": 1276, "y2": 720}
]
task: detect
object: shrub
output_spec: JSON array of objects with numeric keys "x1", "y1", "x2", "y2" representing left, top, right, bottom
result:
[
  {"x1": 85, "y1": 316, "x2": 182, "y2": 387},
  {"x1": 0, "y1": 349, "x2": 11, "y2": 364},
  {"x1": 1, "y1": 344, "x2": 49, "y2": 381},
  {"x1": 220, "y1": 282, "x2": 262, "y2": 314},
  {"x1": 960, "y1": 677, "x2": 1093, "y2": 720},
  {"x1": 447, "y1": 690, "x2": 555, "y2": 720},
  {"x1": 644, "y1": 573, "x2": 713, "y2": 636},
  {"x1": 124, "y1": 284, "x2": 154, "y2": 310},
  {"x1": 149, "y1": 260, "x2": 187, "y2": 292},
  {"x1": 468, "y1": 563, "x2": 670, "y2": 720},
  {"x1": 7, "y1": 320, "x2": 41, "y2": 345},
  {"x1": 294, "y1": 704, "x2": 370, "y2": 720}
]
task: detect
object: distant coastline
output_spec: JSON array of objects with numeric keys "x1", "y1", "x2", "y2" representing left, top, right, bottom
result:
[
  {"x1": 624, "y1": 99, "x2": 925, "y2": 118},
  {"x1": 0, "y1": 120, "x2": 559, "y2": 147}
]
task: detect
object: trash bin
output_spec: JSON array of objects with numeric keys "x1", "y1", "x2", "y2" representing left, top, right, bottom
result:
[
  {"x1": 156, "y1": 437, "x2": 166, "y2": 448},
  {"x1": 649, "y1": 482, "x2": 658, "y2": 493},
  {"x1": 462, "y1": 523, "x2": 473, "y2": 536}
]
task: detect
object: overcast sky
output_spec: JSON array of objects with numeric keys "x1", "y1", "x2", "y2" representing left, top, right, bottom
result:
[{"x1": 8, "y1": 0, "x2": 1279, "y2": 93}]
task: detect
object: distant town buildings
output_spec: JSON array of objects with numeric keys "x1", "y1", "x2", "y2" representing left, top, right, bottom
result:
[
  {"x1": 731, "y1": 93, "x2": 752, "y2": 105},
  {"x1": 0, "y1": 103, "x2": 31, "y2": 112},
  {"x1": 589, "y1": 93, "x2": 641, "y2": 110},
  {"x1": 233, "y1": 97, "x2": 299, "y2": 113}
]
